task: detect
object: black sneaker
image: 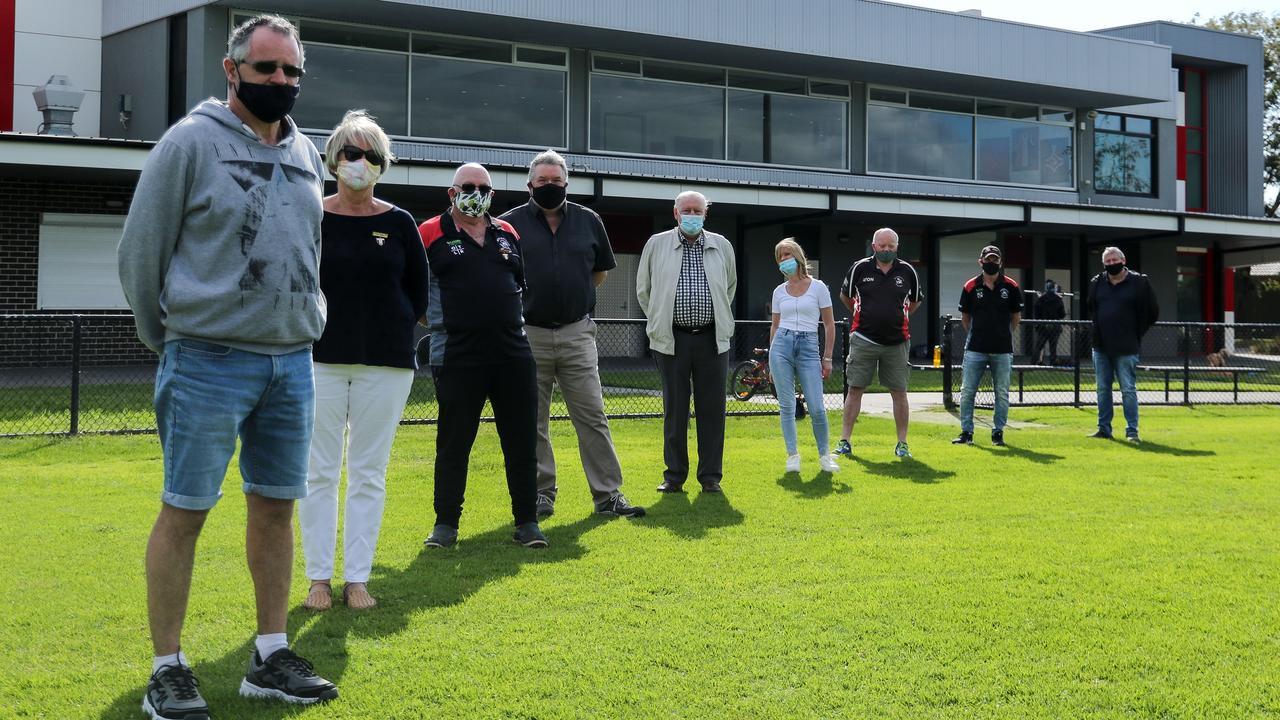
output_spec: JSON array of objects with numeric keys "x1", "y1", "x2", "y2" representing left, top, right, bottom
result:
[
  {"x1": 424, "y1": 524, "x2": 457, "y2": 549},
  {"x1": 1126, "y1": 433, "x2": 1141, "y2": 444},
  {"x1": 535, "y1": 493, "x2": 555, "y2": 520},
  {"x1": 142, "y1": 664, "x2": 209, "y2": 720},
  {"x1": 991, "y1": 430, "x2": 1006, "y2": 446},
  {"x1": 1089, "y1": 429, "x2": 1113, "y2": 439},
  {"x1": 239, "y1": 648, "x2": 337, "y2": 704},
  {"x1": 951, "y1": 431, "x2": 973, "y2": 445},
  {"x1": 513, "y1": 522, "x2": 549, "y2": 548},
  {"x1": 596, "y1": 493, "x2": 647, "y2": 518}
]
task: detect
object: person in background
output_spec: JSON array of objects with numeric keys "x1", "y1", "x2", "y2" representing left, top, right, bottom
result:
[
  {"x1": 298, "y1": 110, "x2": 427, "y2": 612},
  {"x1": 1032, "y1": 280, "x2": 1066, "y2": 366},
  {"x1": 768, "y1": 238, "x2": 840, "y2": 473}
]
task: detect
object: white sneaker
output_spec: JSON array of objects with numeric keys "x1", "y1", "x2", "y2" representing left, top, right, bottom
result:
[
  {"x1": 785, "y1": 453, "x2": 801, "y2": 472},
  {"x1": 819, "y1": 454, "x2": 841, "y2": 473}
]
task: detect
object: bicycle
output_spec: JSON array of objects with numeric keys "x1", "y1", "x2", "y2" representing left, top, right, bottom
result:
[{"x1": 728, "y1": 348, "x2": 807, "y2": 418}]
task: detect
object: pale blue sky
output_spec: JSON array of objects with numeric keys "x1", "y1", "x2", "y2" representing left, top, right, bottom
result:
[{"x1": 894, "y1": 0, "x2": 1271, "y2": 32}]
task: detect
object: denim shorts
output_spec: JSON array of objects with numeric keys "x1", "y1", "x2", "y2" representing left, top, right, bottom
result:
[{"x1": 154, "y1": 339, "x2": 314, "y2": 510}]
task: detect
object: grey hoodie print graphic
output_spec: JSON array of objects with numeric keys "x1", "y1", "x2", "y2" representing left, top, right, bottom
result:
[{"x1": 118, "y1": 99, "x2": 327, "y2": 354}]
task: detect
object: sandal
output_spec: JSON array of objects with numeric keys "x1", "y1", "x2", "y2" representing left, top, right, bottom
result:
[
  {"x1": 303, "y1": 580, "x2": 332, "y2": 611},
  {"x1": 342, "y1": 582, "x2": 377, "y2": 610}
]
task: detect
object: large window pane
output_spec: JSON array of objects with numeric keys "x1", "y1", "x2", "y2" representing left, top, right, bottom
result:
[
  {"x1": 302, "y1": 20, "x2": 406, "y2": 51},
  {"x1": 1186, "y1": 154, "x2": 1205, "y2": 208},
  {"x1": 977, "y1": 118, "x2": 1073, "y2": 187},
  {"x1": 766, "y1": 93, "x2": 846, "y2": 168},
  {"x1": 590, "y1": 74, "x2": 724, "y2": 159},
  {"x1": 867, "y1": 105, "x2": 973, "y2": 180},
  {"x1": 1094, "y1": 133, "x2": 1153, "y2": 194},
  {"x1": 293, "y1": 44, "x2": 408, "y2": 135},
  {"x1": 727, "y1": 90, "x2": 764, "y2": 162},
  {"x1": 412, "y1": 56, "x2": 564, "y2": 146}
]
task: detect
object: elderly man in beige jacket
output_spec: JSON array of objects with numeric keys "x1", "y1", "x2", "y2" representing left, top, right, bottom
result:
[{"x1": 637, "y1": 190, "x2": 737, "y2": 494}]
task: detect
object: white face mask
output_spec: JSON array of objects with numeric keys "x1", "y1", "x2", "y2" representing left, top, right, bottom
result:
[{"x1": 336, "y1": 159, "x2": 381, "y2": 191}]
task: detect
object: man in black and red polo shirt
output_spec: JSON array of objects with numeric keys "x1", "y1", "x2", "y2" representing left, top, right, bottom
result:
[
  {"x1": 835, "y1": 228, "x2": 921, "y2": 459},
  {"x1": 418, "y1": 162, "x2": 547, "y2": 549},
  {"x1": 952, "y1": 245, "x2": 1022, "y2": 447}
]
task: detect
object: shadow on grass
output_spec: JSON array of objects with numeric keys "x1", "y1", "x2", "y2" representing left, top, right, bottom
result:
[
  {"x1": 99, "y1": 515, "x2": 604, "y2": 719},
  {"x1": 1113, "y1": 438, "x2": 1215, "y2": 457},
  {"x1": 972, "y1": 443, "x2": 1065, "y2": 465},
  {"x1": 777, "y1": 471, "x2": 852, "y2": 499},
  {"x1": 849, "y1": 455, "x2": 954, "y2": 484},
  {"x1": 644, "y1": 489, "x2": 745, "y2": 540},
  {"x1": 0, "y1": 437, "x2": 63, "y2": 458}
]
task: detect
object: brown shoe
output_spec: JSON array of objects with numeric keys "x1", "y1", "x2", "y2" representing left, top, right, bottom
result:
[
  {"x1": 656, "y1": 479, "x2": 685, "y2": 493},
  {"x1": 303, "y1": 581, "x2": 332, "y2": 611},
  {"x1": 342, "y1": 582, "x2": 377, "y2": 610}
]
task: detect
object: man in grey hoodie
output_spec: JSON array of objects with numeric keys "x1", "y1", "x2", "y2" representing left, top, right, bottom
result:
[{"x1": 118, "y1": 15, "x2": 337, "y2": 719}]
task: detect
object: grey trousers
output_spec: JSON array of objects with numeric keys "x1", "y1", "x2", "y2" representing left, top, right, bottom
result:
[
  {"x1": 654, "y1": 329, "x2": 729, "y2": 486},
  {"x1": 526, "y1": 318, "x2": 624, "y2": 503}
]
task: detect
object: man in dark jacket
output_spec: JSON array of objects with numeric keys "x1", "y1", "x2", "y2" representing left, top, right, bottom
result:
[
  {"x1": 1087, "y1": 247, "x2": 1160, "y2": 442},
  {"x1": 1032, "y1": 280, "x2": 1067, "y2": 365}
]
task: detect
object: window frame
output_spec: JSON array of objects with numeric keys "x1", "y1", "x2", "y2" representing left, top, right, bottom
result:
[{"x1": 1092, "y1": 112, "x2": 1158, "y2": 197}]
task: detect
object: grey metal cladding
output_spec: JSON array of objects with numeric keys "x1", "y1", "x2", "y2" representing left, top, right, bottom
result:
[
  {"x1": 103, "y1": 0, "x2": 215, "y2": 36},
  {"x1": 1208, "y1": 68, "x2": 1253, "y2": 216},
  {"x1": 375, "y1": 0, "x2": 1171, "y2": 102}
]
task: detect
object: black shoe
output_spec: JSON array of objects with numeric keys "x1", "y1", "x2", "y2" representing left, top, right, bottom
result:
[
  {"x1": 512, "y1": 522, "x2": 549, "y2": 548},
  {"x1": 240, "y1": 648, "x2": 338, "y2": 705},
  {"x1": 991, "y1": 430, "x2": 1006, "y2": 446},
  {"x1": 1126, "y1": 433, "x2": 1141, "y2": 444},
  {"x1": 951, "y1": 431, "x2": 973, "y2": 445},
  {"x1": 699, "y1": 480, "x2": 722, "y2": 493},
  {"x1": 424, "y1": 524, "x2": 457, "y2": 549},
  {"x1": 1089, "y1": 429, "x2": 1113, "y2": 439},
  {"x1": 535, "y1": 492, "x2": 555, "y2": 520},
  {"x1": 143, "y1": 664, "x2": 209, "y2": 720},
  {"x1": 656, "y1": 479, "x2": 685, "y2": 493},
  {"x1": 596, "y1": 493, "x2": 646, "y2": 518}
]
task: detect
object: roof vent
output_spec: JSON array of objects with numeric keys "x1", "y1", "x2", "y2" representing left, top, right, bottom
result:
[
  {"x1": 32, "y1": 75, "x2": 85, "y2": 136},
  {"x1": 959, "y1": 9, "x2": 983, "y2": 16}
]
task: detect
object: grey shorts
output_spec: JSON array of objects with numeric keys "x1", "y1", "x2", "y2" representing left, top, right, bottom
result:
[{"x1": 845, "y1": 334, "x2": 910, "y2": 390}]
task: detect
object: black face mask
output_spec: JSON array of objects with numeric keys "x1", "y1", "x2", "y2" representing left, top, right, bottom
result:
[
  {"x1": 234, "y1": 72, "x2": 299, "y2": 124},
  {"x1": 1105, "y1": 263, "x2": 1126, "y2": 276},
  {"x1": 982, "y1": 261, "x2": 1001, "y2": 275},
  {"x1": 530, "y1": 183, "x2": 567, "y2": 211}
]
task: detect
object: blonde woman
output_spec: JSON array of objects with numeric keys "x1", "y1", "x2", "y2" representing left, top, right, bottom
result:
[
  {"x1": 298, "y1": 110, "x2": 428, "y2": 610},
  {"x1": 768, "y1": 239, "x2": 839, "y2": 473}
]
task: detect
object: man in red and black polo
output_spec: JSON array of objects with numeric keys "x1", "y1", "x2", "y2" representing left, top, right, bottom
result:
[
  {"x1": 418, "y1": 162, "x2": 547, "y2": 549},
  {"x1": 836, "y1": 227, "x2": 922, "y2": 459}
]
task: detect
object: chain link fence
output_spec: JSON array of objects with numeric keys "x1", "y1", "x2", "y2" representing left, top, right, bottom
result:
[
  {"x1": 938, "y1": 317, "x2": 1280, "y2": 409},
  {"x1": 0, "y1": 315, "x2": 853, "y2": 436}
]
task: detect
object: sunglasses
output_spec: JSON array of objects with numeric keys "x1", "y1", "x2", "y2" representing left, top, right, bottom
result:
[
  {"x1": 453, "y1": 183, "x2": 494, "y2": 195},
  {"x1": 239, "y1": 59, "x2": 306, "y2": 79},
  {"x1": 341, "y1": 145, "x2": 386, "y2": 167}
]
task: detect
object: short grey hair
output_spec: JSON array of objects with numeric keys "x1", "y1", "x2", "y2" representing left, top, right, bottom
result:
[
  {"x1": 1102, "y1": 246, "x2": 1126, "y2": 262},
  {"x1": 227, "y1": 14, "x2": 304, "y2": 65},
  {"x1": 674, "y1": 190, "x2": 710, "y2": 209},
  {"x1": 872, "y1": 227, "x2": 899, "y2": 247},
  {"x1": 528, "y1": 149, "x2": 568, "y2": 182},
  {"x1": 324, "y1": 110, "x2": 394, "y2": 175}
]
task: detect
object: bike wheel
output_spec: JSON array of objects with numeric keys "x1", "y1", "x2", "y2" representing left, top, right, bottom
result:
[{"x1": 729, "y1": 361, "x2": 759, "y2": 400}]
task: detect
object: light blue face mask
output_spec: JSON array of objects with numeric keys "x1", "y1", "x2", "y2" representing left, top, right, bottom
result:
[
  {"x1": 679, "y1": 214, "x2": 704, "y2": 236},
  {"x1": 778, "y1": 258, "x2": 798, "y2": 276}
]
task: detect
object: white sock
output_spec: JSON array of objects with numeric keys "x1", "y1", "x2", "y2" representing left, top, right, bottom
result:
[
  {"x1": 152, "y1": 650, "x2": 188, "y2": 674},
  {"x1": 255, "y1": 633, "x2": 288, "y2": 660}
]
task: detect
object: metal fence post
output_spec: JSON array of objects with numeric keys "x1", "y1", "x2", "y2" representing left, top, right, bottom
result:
[
  {"x1": 69, "y1": 317, "x2": 82, "y2": 435},
  {"x1": 1183, "y1": 323, "x2": 1191, "y2": 405},
  {"x1": 941, "y1": 315, "x2": 954, "y2": 410},
  {"x1": 1072, "y1": 322, "x2": 1081, "y2": 407},
  {"x1": 840, "y1": 318, "x2": 849, "y2": 401}
]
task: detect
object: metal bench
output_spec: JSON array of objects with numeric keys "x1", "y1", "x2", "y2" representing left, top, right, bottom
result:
[{"x1": 1136, "y1": 364, "x2": 1266, "y2": 402}]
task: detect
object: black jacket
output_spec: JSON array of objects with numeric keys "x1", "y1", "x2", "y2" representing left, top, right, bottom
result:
[{"x1": 1087, "y1": 270, "x2": 1160, "y2": 355}]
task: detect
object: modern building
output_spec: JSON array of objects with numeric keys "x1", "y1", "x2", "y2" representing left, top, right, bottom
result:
[{"x1": 2, "y1": 0, "x2": 1277, "y2": 359}]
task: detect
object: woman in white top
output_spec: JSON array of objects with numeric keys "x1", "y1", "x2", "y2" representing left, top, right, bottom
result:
[{"x1": 768, "y1": 238, "x2": 840, "y2": 473}]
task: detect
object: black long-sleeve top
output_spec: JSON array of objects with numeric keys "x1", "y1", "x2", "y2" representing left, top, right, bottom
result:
[{"x1": 1087, "y1": 270, "x2": 1160, "y2": 356}]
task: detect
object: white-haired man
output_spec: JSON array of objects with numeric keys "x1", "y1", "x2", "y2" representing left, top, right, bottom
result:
[
  {"x1": 637, "y1": 191, "x2": 737, "y2": 494},
  {"x1": 1087, "y1": 246, "x2": 1159, "y2": 442},
  {"x1": 499, "y1": 150, "x2": 644, "y2": 520}
]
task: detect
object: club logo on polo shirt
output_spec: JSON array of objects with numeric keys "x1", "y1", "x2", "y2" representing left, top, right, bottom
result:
[
  {"x1": 447, "y1": 239, "x2": 465, "y2": 256},
  {"x1": 372, "y1": 231, "x2": 388, "y2": 247},
  {"x1": 496, "y1": 237, "x2": 514, "y2": 260},
  {"x1": 976, "y1": 288, "x2": 985, "y2": 299},
  {"x1": 894, "y1": 276, "x2": 905, "y2": 288},
  {"x1": 1000, "y1": 288, "x2": 1009, "y2": 299}
]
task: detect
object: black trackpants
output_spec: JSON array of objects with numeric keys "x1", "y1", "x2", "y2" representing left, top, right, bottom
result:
[
  {"x1": 654, "y1": 328, "x2": 729, "y2": 486},
  {"x1": 431, "y1": 359, "x2": 539, "y2": 527}
]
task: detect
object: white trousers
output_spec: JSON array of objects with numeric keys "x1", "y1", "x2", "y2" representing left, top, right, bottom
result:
[{"x1": 299, "y1": 363, "x2": 414, "y2": 583}]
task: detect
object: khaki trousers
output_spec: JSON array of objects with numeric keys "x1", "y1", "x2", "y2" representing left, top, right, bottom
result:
[{"x1": 525, "y1": 318, "x2": 624, "y2": 503}]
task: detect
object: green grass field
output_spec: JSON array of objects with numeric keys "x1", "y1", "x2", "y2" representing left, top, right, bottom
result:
[{"x1": 1, "y1": 405, "x2": 1277, "y2": 718}]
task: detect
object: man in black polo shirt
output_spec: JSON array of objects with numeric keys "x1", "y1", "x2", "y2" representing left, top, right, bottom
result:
[
  {"x1": 952, "y1": 245, "x2": 1022, "y2": 446},
  {"x1": 499, "y1": 150, "x2": 644, "y2": 520},
  {"x1": 418, "y1": 162, "x2": 547, "y2": 549},
  {"x1": 835, "y1": 228, "x2": 921, "y2": 459},
  {"x1": 1087, "y1": 246, "x2": 1159, "y2": 443}
]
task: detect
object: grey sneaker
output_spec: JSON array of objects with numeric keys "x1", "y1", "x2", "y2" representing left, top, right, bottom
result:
[
  {"x1": 424, "y1": 524, "x2": 458, "y2": 549},
  {"x1": 894, "y1": 441, "x2": 912, "y2": 459},
  {"x1": 142, "y1": 664, "x2": 209, "y2": 720},
  {"x1": 535, "y1": 493, "x2": 555, "y2": 520},
  {"x1": 512, "y1": 522, "x2": 549, "y2": 548},
  {"x1": 596, "y1": 493, "x2": 646, "y2": 518},
  {"x1": 239, "y1": 648, "x2": 337, "y2": 704}
]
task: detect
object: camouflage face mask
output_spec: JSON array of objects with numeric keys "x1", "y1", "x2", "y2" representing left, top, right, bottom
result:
[{"x1": 452, "y1": 188, "x2": 493, "y2": 218}]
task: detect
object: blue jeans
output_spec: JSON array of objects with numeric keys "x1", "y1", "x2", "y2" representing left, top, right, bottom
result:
[
  {"x1": 1093, "y1": 351, "x2": 1139, "y2": 436},
  {"x1": 154, "y1": 340, "x2": 315, "y2": 510},
  {"x1": 769, "y1": 328, "x2": 828, "y2": 456},
  {"x1": 959, "y1": 350, "x2": 1013, "y2": 434}
]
